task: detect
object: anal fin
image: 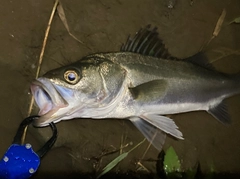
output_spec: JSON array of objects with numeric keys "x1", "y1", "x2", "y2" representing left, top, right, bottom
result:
[
  {"x1": 130, "y1": 117, "x2": 166, "y2": 151},
  {"x1": 129, "y1": 114, "x2": 183, "y2": 151},
  {"x1": 141, "y1": 114, "x2": 183, "y2": 139},
  {"x1": 208, "y1": 100, "x2": 231, "y2": 124}
]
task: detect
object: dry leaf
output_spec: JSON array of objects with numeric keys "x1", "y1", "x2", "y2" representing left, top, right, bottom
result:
[
  {"x1": 202, "y1": 9, "x2": 226, "y2": 50},
  {"x1": 57, "y1": 2, "x2": 70, "y2": 32},
  {"x1": 213, "y1": 9, "x2": 226, "y2": 37},
  {"x1": 57, "y1": 2, "x2": 84, "y2": 44}
]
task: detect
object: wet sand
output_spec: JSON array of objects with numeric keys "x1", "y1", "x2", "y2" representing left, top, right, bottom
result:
[{"x1": 0, "y1": 0, "x2": 239, "y2": 178}]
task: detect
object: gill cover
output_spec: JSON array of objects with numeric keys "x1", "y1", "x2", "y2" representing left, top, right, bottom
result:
[{"x1": 43, "y1": 56, "x2": 126, "y2": 111}]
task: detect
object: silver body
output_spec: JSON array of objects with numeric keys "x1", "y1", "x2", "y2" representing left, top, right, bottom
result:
[{"x1": 31, "y1": 52, "x2": 239, "y2": 150}]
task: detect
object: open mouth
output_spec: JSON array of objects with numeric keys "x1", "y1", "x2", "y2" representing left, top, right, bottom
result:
[
  {"x1": 31, "y1": 83, "x2": 53, "y2": 115},
  {"x1": 30, "y1": 78, "x2": 68, "y2": 125}
]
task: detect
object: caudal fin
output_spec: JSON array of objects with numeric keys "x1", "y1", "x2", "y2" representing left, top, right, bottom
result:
[
  {"x1": 233, "y1": 73, "x2": 240, "y2": 94},
  {"x1": 208, "y1": 100, "x2": 231, "y2": 124},
  {"x1": 207, "y1": 72, "x2": 240, "y2": 125}
]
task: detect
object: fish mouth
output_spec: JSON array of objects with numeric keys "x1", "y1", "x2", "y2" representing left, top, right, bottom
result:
[{"x1": 30, "y1": 78, "x2": 68, "y2": 127}]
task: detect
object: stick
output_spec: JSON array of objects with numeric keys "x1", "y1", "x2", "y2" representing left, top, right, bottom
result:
[{"x1": 22, "y1": 0, "x2": 59, "y2": 144}]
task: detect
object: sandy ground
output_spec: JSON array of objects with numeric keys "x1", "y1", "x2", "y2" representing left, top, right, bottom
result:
[{"x1": 0, "y1": 0, "x2": 240, "y2": 178}]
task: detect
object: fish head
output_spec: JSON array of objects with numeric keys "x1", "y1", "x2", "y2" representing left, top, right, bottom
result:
[{"x1": 31, "y1": 56, "x2": 126, "y2": 126}]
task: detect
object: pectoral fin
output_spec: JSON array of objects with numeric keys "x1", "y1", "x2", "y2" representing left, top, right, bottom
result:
[
  {"x1": 129, "y1": 114, "x2": 183, "y2": 151},
  {"x1": 129, "y1": 80, "x2": 168, "y2": 103}
]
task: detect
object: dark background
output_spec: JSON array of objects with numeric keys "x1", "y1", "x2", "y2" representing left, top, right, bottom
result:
[{"x1": 0, "y1": 0, "x2": 239, "y2": 178}]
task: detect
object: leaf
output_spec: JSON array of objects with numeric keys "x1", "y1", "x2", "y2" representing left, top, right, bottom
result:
[
  {"x1": 229, "y1": 16, "x2": 240, "y2": 24},
  {"x1": 213, "y1": 9, "x2": 226, "y2": 37},
  {"x1": 163, "y1": 146, "x2": 181, "y2": 174},
  {"x1": 57, "y1": 2, "x2": 84, "y2": 44},
  {"x1": 202, "y1": 9, "x2": 226, "y2": 50},
  {"x1": 97, "y1": 139, "x2": 146, "y2": 179},
  {"x1": 97, "y1": 153, "x2": 128, "y2": 179}
]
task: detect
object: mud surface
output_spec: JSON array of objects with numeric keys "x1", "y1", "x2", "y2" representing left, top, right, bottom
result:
[{"x1": 0, "y1": 0, "x2": 240, "y2": 178}]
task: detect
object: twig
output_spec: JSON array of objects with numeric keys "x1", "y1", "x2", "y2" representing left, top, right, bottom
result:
[
  {"x1": 92, "y1": 142, "x2": 131, "y2": 161},
  {"x1": 210, "y1": 47, "x2": 240, "y2": 63},
  {"x1": 119, "y1": 123, "x2": 128, "y2": 155},
  {"x1": 120, "y1": 134, "x2": 124, "y2": 155},
  {"x1": 137, "y1": 130, "x2": 158, "y2": 171},
  {"x1": 137, "y1": 161, "x2": 150, "y2": 173},
  {"x1": 22, "y1": 0, "x2": 59, "y2": 144},
  {"x1": 141, "y1": 129, "x2": 158, "y2": 159}
]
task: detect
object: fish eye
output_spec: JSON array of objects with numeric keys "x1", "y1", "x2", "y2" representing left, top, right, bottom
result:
[{"x1": 64, "y1": 70, "x2": 80, "y2": 84}]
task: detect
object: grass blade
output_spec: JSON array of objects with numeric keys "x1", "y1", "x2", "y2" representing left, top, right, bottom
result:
[
  {"x1": 97, "y1": 153, "x2": 128, "y2": 179},
  {"x1": 229, "y1": 16, "x2": 240, "y2": 24},
  {"x1": 97, "y1": 139, "x2": 146, "y2": 178}
]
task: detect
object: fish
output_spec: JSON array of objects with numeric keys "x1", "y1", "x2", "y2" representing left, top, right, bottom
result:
[{"x1": 31, "y1": 25, "x2": 240, "y2": 151}]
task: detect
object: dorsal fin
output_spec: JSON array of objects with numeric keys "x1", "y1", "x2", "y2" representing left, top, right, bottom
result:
[
  {"x1": 121, "y1": 25, "x2": 177, "y2": 60},
  {"x1": 184, "y1": 52, "x2": 215, "y2": 70}
]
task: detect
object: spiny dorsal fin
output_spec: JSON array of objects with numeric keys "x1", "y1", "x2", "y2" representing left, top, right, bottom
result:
[{"x1": 121, "y1": 25, "x2": 177, "y2": 60}]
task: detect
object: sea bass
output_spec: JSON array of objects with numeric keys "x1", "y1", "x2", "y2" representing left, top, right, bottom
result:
[{"x1": 31, "y1": 25, "x2": 240, "y2": 151}]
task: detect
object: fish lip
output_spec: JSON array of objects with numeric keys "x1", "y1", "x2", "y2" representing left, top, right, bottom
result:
[{"x1": 30, "y1": 78, "x2": 68, "y2": 126}]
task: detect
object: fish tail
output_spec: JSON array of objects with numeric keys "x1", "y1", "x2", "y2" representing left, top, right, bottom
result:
[
  {"x1": 232, "y1": 72, "x2": 240, "y2": 95},
  {"x1": 207, "y1": 73, "x2": 240, "y2": 125}
]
